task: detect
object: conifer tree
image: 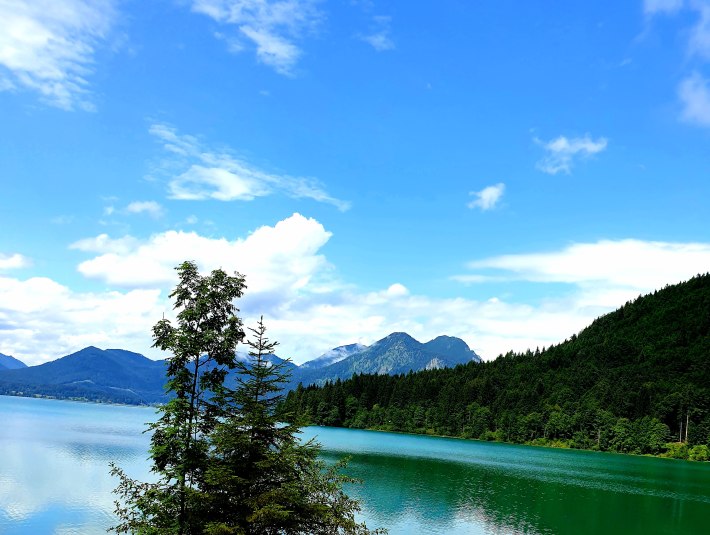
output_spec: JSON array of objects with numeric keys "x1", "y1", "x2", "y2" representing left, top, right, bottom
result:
[
  {"x1": 203, "y1": 317, "x2": 383, "y2": 534},
  {"x1": 110, "y1": 261, "x2": 246, "y2": 534},
  {"x1": 110, "y1": 262, "x2": 383, "y2": 534}
]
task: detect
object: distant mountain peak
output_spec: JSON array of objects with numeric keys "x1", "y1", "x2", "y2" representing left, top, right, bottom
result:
[
  {"x1": 424, "y1": 335, "x2": 481, "y2": 363},
  {"x1": 288, "y1": 331, "x2": 480, "y2": 390},
  {"x1": 372, "y1": 332, "x2": 418, "y2": 348},
  {"x1": 300, "y1": 343, "x2": 368, "y2": 370}
]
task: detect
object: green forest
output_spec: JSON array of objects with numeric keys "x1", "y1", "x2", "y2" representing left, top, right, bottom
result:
[{"x1": 281, "y1": 274, "x2": 710, "y2": 461}]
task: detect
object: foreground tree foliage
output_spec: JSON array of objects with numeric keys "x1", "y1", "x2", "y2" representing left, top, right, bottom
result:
[
  {"x1": 282, "y1": 274, "x2": 710, "y2": 460},
  {"x1": 110, "y1": 261, "x2": 382, "y2": 534}
]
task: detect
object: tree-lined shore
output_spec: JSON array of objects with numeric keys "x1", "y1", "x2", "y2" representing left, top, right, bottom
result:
[{"x1": 281, "y1": 274, "x2": 710, "y2": 461}]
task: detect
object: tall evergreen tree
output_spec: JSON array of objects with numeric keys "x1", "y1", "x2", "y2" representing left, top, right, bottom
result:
[
  {"x1": 203, "y1": 318, "x2": 382, "y2": 534},
  {"x1": 111, "y1": 261, "x2": 246, "y2": 534},
  {"x1": 110, "y1": 262, "x2": 383, "y2": 534}
]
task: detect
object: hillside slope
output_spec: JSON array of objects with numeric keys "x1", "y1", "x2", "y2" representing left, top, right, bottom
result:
[
  {"x1": 0, "y1": 353, "x2": 27, "y2": 370},
  {"x1": 0, "y1": 347, "x2": 167, "y2": 404},
  {"x1": 283, "y1": 274, "x2": 710, "y2": 457}
]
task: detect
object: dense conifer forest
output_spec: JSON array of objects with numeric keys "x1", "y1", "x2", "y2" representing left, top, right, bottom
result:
[{"x1": 281, "y1": 274, "x2": 710, "y2": 460}]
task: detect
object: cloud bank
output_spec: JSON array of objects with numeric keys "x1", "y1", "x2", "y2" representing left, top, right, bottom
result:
[{"x1": 4, "y1": 215, "x2": 710, "y2": 366}]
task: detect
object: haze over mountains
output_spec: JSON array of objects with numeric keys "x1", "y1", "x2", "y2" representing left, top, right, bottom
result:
[{"x1": 0, "y1": 334, "x2": 480, "y2": 405}]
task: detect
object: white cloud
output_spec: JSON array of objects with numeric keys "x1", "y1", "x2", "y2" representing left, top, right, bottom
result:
[
  {"x1": 150, "y1": 123, "x2": 350, "y2": 210},
  {"x1": 72, "y1": 213, "x2": 334, "y2": 291},
  {"x1": 679, "y1": 72, "x2": 710, "y2": 125},
  {"x1": 70, "y1": 234, "x2": 139, "y2": 254},
  {"x1": 125, "y1": 201, "x2": 164, "y2": 218},
  {"x1": 644, "y1": 0, "x2": 685, "y2": 14},
  {"x1": 359, "y1": 15, "x2": 395, "y2": 51},
  {"x1": 190, "y1": 0, "x2": 322, "y2": 75},
  {"x1": 467, "y1": 183, "x2": 505, "y2": 211},
  {"x1": 170, "y1": 164, "x2": 270, "y2": 201},
  {"x1": 0, "y1": 253, "x2": 30, "y2": 270},
  {"x1": 644, "y1": 1, "x2": 710, "y2": 125},
  {"x1": 535, "y1": 135, "x2": 608, "y2": 175},
  {"x1": 0, "y1": 0, "x2": 115, "y2": 110},
  {"x1": 463, "y1": 239, "x2": 710, "y2": 293},
  {"x1": 240, "y1": 25, "x2": 300, "y2": 74},
  {"x1": 385, "y1": 283, "x2": 409, "y2": 297}
]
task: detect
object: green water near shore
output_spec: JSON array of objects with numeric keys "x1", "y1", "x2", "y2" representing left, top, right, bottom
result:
[{"x1": 2, "y1": 396, "x2": 709, "y2": 534}]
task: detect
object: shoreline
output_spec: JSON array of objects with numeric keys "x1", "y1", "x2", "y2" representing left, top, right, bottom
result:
[
  {"x1": 305, "y1": 422, "x2": 707, "y2": 463},
  {"x1": 2, "y1": 392, "x2": 704, "y2": 463}
]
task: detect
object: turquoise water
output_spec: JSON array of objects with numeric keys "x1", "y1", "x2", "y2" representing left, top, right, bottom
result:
[{"x1": 1, "y1": 395, "x2": 710, "y2": 534}]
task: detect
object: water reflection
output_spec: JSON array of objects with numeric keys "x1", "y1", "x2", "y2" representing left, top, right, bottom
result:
[
  {"x1": 309, "y1": 427, "x2": 710, "y2": 535},
  {"x1": 0, "y1": 396, "x2": 153, "y2": 534},
  {"x1": 2, "y1": 398, "x2": 710, "y2": 535}
]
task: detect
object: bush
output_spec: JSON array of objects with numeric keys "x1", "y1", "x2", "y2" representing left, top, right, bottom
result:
[
  {"x1": 688, "y1": 445, "x2": 709, "y2": 462},
  {"x1": 663, "y1": 442, "x2": 689, "y2": 460}
]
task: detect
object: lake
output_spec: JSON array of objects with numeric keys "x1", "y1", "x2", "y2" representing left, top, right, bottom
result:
[{"x1": 1, "y1": 395, "x2": 709, "y2": 534}]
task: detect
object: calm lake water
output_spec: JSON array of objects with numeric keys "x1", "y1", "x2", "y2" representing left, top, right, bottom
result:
[{"x1": 1, "y1": 395, "x2": 710, "y2": 534}]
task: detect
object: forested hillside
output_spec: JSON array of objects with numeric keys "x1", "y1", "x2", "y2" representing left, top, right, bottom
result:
[{"x1": 282, "y1": 274, "x2": 710, "y2": 460}]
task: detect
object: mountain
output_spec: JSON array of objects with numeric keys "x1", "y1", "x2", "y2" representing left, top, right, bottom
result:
[
  {"x1": 284, "y1": 274, "x2": 710, "y2": 458},
  {"x1": 289, "y1": 333, "x2": 480, "y2": 388},
  {"x1": 0, "y1": 333, "x2": 479, "y2": 403},
  {"x1": 424, "y1": 336, "x2": 481, "y2": 364},
  {"x1": 0, "y1": 346, "x2": 167, "y2": 404},
  {"x1": 299, "y1": 343, "x2": 368, "y2": 370},
  {"x1": 0, "y1": 352, "x2": 28, "y2": 370},
  {"x1": 0, "y1": 347, "x2": 298, "y2": 404}
]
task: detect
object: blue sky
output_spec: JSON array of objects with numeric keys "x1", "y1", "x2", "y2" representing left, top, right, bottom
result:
[{"x1": 2, "y1": 0, "x2": 710, "y2": 365}]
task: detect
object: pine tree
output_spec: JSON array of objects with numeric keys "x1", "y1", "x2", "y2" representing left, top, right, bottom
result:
[
  {"x1": 203, "y1": 317, "x2": 383, "y2": 534},
  {"x1": 110, "y1": 261, "x2": 246, "y2": 534},
  {"x1": 110, "y1": 263, "x2": 383, "y2": 534}
]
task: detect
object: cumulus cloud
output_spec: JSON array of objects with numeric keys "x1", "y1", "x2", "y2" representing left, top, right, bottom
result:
[
  {"x1": 71, "y1": 213, "x2": 334, "y2": 291},
  {"x1": 190, "y1": 0, "x2": 322, "y2": 75},
  {"x1": 0, "y1": 0, "x2": 115, "y2": 110},
  {"x1": 150, "y1": 123, "x2": 350, "y2": 210},
  {"x1": 359, "y1": 15, "x2": 395, "y2": 51},
  {"x1": 125, "y1": 201, "x2": 163, "y2": 218},
  {"x1": 0, "y1": 253, "x2": 31, "y2": 270},
  {"x1": 679, "y1": 72, "x2": 710, "y2": 125},
  {"x1": 535, "y1": 135, "x2": 608, "y2": 175},
  {"x1": 467, "y1": 183, "x2": 505, "y2": 211}
]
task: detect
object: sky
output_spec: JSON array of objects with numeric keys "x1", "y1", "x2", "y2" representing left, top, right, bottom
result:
[{"x1": 1, "y1": 0, "x2": 710, "y2": 366}]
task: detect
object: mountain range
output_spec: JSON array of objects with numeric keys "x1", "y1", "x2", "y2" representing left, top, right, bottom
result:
[{"x1": 0, "y1": 333, "x2": 480, "y2": 405}]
